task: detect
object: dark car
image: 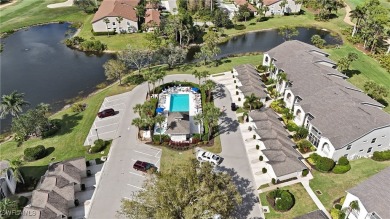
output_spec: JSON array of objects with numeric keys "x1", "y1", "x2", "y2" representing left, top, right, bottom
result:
[
  {"x1": 133, "y1": 160, "x2": 157, "y2": 173},
  {"x1": 158, "y1": 5, "x2": 166, "y2": 10},
  {"x1": 231, "y1": 103, "x2": 237, "y2": 111},
  {"x1": 97, "y1": 108, "x2": 115, "y2": 118}
]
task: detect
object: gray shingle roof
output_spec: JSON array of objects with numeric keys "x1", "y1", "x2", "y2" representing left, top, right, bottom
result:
[
  {"x1": 39, "y1": 175, "x2": 75, "y2": 201},
  {"x1": 165, "y1": 112, "x2": 190, "y2": 134},
  {"x1": 250, "y1": 108, "x2": 306, "y2": 177},
  {"x1": 266, "y1": 40, "x2": 390, "y2": 149},
  {"x1": 347, "y1": 167, "x2": 390, "y2": 219},
  {"x1": 294, "y1": 210, "x2": 329, "y2": 219},
  {"x1": 0, "y1": 160, "x2": 9, "y2": 178},
  {"x1": 234, "y1": 64, "x2": 268, "y2": 98}
]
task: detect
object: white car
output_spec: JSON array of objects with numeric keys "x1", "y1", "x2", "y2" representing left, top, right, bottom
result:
[{"x1": 196, "y1": 150, "x2": 223, "y2": 166}]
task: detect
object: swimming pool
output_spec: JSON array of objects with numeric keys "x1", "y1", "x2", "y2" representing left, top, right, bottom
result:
[{"x1": 170, "y1": 94, "x2": 189, "y2": 112}]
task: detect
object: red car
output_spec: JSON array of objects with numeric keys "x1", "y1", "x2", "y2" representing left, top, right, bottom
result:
[
  {"x1": 133, "y1": 160, "x2": 157, "y2": 173},
  {"x1": 97, "y1": 108, "x2": 115, "y2": 118}
]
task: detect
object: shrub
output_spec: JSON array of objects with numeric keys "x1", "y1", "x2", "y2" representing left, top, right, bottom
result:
[
  {"x1": 79, "y1": 40, "x2": 107, "y2": 52},
  {"x1": 18, "y1": 196, "x2": 29, "y2": 208},
  {"x1": 262, "y1": 167, "x2": 267, "y2": 173},
  {"x1": 293, "y1": 127, "x2": 309, "y2": 140},
  {"x1": 332, "y1": 164, "x2": 351, "y2": 174},
  {"x1": 253, "y1": 135, "x2": 256, "y2": 139},
  {"x1": 91, "y1": 30, "x2": 116, "y2": 36},
  {"x1": 234, "y1": 24, "x2": 246, "y2": 30},
  {"x1": 71, "y1": 103, "x2": 86, "y2": 113},
  {"x1": 338, "y1": 156, "x2": 349, "y2": 166},
  {"x1": 286, "y1": 121, "x2": 298, "y2": 132},
  {"x1": 330, "y1": 208, "x2": 346, "y2": 219},
  {"x1": 271, "y1": 178, "x2": 276, "y2": 184},
  {"x1": 123, "y1": 74, "x2": 145, "y2": 85},
  {"x1": 256, "y1": 145, "x2": 259, "y2": 150},
  {"x1": 268, "y1": 189, "x2": 295, "y2": 211},
  {"x1": 152, "y1": 134, "x2": 171, "y2": 143},
  {"x1": 334, "y1": 203, "x2": 342, "y2": 210},
  {"x1": 309, "y1": 153, "x2": 321, "y2": 163},
  {"x1": 234, "y1": 80, "x2": 236, "y2": 83},
  {"x1": 297, "y1": 140, "x2": 313, "y2": 153},
  {"x1": 90, "y1": 139, "x2": 106, "y2": 153},
  {"x1": 259, "y1": 155, "x2": 263, "y2": 161},
  {"x1": 238, "y1": 98, "x2": 241, "y2": 101},
  {"x1": 316, "y1": 156, "x2": 335, "y2": 172},
  {"x1": 264, "y1": 78, "x2": 275, "y2": 85},
  {"x1": 372, "y1": 150, "x2": 390, "y2": 161},
  {"x1": 302, "y1": 169, "x2": 309, "y2": 177},
  {"x1": 24, "y1": 145, "x2": 46, "y2": 161}
]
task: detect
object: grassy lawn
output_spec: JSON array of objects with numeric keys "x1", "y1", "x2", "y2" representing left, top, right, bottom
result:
[
  {"x1": 160, "y1": 135, "x2": 222, "y2": 172},
  {"x1": 0, "y1": 82, "x2": 135, "y2": 179},
  {"x1": 162, "y1": 54, "x2": 263, "y2": 75},
  {"x1": 0, "y1": 0, "x2": 87, "y2": 33},
  {"x1": 77, "y1": 14, "x2": 150, "y2": 50},
  {"x1": 259, "y1": 183, "x2": 318, "y2": 219},
  {"x1": 309, "y1": 158, "x2": 390, "y2": 210},
  {"x1": 224, "y1": 7, "x2": 348, "y2": 38},
  {"x1": 325, "y1": 44, "x2": 390, "y2": 113}
]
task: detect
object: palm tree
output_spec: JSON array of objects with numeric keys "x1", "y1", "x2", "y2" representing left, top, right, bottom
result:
[
  {"x1": 155, "y1": 69, "x2": 166, "y2": 87},
  {"x1": 201, "y1": 80, "x2": 216, "y2": 102},
  {"x1": 133, "y1": 104, "x2": 143, "y2": 117},
  {"x1": 116, "y1": 16, "x2": 124, "y2": 33},
  {"x1": 350, "y1": 6, "x2": 364, "y2": 36},
  {"x1": 194, "y1": 113, "x2": 205, "y2": 141},
  {"x1": 132, "y1": 117, "x2": 144, "y2": 135},
  {"x1": 204, "y1": 103, "x2": 221, "y2": 141},
  {"x1": 200, "y1": 71, "x2": 210, "y2": 85},
  {"x1": 343, "y1": 200, "x2": 360, "y2": 219},
  {"x1": 192, "y1": 70, "x2": 203, "y2": 87},
  {"x1": 103, "y1": 18, "x2": 110, "y2": 37},
  {"x1": 243, "y1": 11, "x2": 250, "y2": 22},
  {"x1": 148, "y1": 73, "x2": 159, "y2": 95},
  {"x1": 257, "y1": 6, "x2": 265, "y2": 18},
  {"x1": 0, "y1": 91, "x2": 30, "y2": 118},
  {"x1": 1, "y1": 159, "x2": 24, "y2": 184},
  {"x1": 154, "y1": 115, "x2": 166, "y2": 143},
  {"x1": 245, "y1": 93, "x2": 258, "y2": 111}
]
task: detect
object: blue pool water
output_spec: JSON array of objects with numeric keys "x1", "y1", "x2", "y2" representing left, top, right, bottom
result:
[{"x1": 170, "y1": 94, "x2": 189, "y2": 112}]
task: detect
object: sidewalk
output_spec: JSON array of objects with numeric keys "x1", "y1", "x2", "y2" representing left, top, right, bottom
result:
[{"x1": 302, "y1": 180, "x2": 331, "y2": 218}]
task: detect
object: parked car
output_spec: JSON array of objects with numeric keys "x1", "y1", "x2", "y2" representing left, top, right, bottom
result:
[
  {"x1": 196, "y1": 150, "x2": 223, "y2": 166},
  {"x1": 231, "y1": 103, "x2": 237, "y2": 111},
  {"x1": 133, "y1": 160, "x2": 158, "y2": 173},
  {"x1": 97, "y1": 108, "x2": 115, "y2": 118}
]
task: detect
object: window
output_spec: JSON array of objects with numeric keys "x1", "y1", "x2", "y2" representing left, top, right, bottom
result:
[
  {"x1": 367, "y1": 147, "x2": 373, "y2": 153},
  {"x1": 371, "y1": 138, "x2": 376, "y2": 143},
  {"x1": 112, "y1": 22, "x2": 116, "y2": 25},
  {"x1": 265, "y1": 56, "x2": 269, "y2": 62},
  {"x1": 346, "y1": 145, "x2": 352, "y2": 150},
  {"x1": 359, "y1": 149, "x2": 363, "y2": 152},
  {"x1": 344, "y1": 154, "x2": 348, "y2": 157},
  {"x1": 378, "y1": 144, "x2": 382, "y2": 147}
]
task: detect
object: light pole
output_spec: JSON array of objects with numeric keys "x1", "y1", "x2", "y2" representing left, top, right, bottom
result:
[{"x1": 95, "y1": 128, "x2": 99, "y2": 140}]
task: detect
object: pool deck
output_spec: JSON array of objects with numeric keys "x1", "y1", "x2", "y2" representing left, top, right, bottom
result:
[{"x1": 154, "y1": 87, "x2": 202, "y2": 135}]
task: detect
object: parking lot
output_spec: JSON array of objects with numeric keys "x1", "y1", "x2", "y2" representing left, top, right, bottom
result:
[
  {"x1": 83, "y1": 93, "x2": 128, "y2": 146},
  {"x1": 122, "y1": 145, "x2": 162, "y2": 199}
]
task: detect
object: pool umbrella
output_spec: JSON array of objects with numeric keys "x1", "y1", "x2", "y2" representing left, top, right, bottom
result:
[
  {"x1": 156, "y1": 107, "x2": 164, "y2": 113},
  {"x1": 191, "y1": 87, "x2": 199, "y2": 92}
]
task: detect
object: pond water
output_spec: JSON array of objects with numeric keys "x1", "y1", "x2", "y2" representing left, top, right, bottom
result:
[
  {"x1": 0, "y1": 23, "x2": 341, "y2": 132},
  {"x1": 0, "y1": 23, "x2": 113, "y2": 132}
]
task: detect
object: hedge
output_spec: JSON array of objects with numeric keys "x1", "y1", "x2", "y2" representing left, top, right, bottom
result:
[
  {"x1": 332, "y1": 164, "x2": 351, "y2": 174},
  {"x1": 24, "y1": 145, "x2": 46, "y2": 161},
  {"x1": 234, "y1": 24, "x2": 246, "y2": 30},
  {"x1": 372, "y1": 150, "x2": 390, "y2": 161},
  {"x1": 297, "y1": 140, "x2": 312, "y2": 153},
  {"x1": 316, "y1": 156, "x2": 335, "y2": 172},
  {"x1": 286, "y1": 121, "x2": 298, "y2": 132},
  {"x1": 90, "y1": 139, "x2": 106, "y2": 153},
  {"x1": 293, "y1": 127, "x2": 309, "y2": 140}
]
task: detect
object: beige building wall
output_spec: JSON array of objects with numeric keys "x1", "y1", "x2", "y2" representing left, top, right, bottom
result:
[{"x1": 92, "y1": 17, "x2": 138, "y2": 33}]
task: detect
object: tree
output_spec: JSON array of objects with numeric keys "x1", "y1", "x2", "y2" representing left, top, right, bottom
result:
[
  {"x1": 195, "y1": 31, "x2": 221, "y2": 65},
  {"x1": 204, "y1": 103, "x2": 221, "y2": 141},
  {"x1": 343, "y1": 200, "x2": 360, "y2": 219},
  {"x1": 161, "y1": 44, "x2": 187, "y2": 69},
  {"x1": 116, "y1": 16, "x2": 124, "y2": 33},
  {"x1": 364, "y1": 81, "x2": 388, "y2": 101},
  {"x1": 213, "y1": 9, "x2": 233, "y2": 28},
  {"x1": 236, "y1": 4, "x2": 251, "y2": 21},
  {"x1": 202, "y1": 80, "x2": 216, "y2": 102},
  {"x1": 119, "y1": 160, "x2": 242, "y2": 218},
  {"x1": 192, "y1": 70, "x2": 209, "y2": 86},
  {"x1": 119, "y1": 46, "x2": 150, "y2": 74},
  {"x1": 103, "y1": 18, "x2": 110, "y2": 36},
  {"x1": 278, "y1": 26, "x2": 299, "y2": 41},
  {"x1": 311, "y1": 35, "x2": 326, "y2": 48},
  {"x1": 350, "y1": 6, "x2": 364, "y2": 36},
  {"x1": 243, "y1": 11, "x2": 250, "y2": 22},
  {"x1": 1, "y1": 159, "x2": 24, "y2": 184},
  {"x1": 103, "y1": 59, "x2": 127, "y2": 85},
  {"x1": 145, "y1": 32, "x2": 162, "y2": 50},
  {"x1": 0, "y1": 198, "x2": 19, "y2": 219},
  {"x1": 133, "y1": 104, "x2": 143, "y2": 117},
  {"x1": 135, "y1": 4, "x2": 145, "y2": 23},
  {"x1": 279, "y1": 0, "x2": 288, "y2": 14},
  {"x1": 194, "y1": 113, "x2": 205, "y2": 140},
  {"x1": 244, "y1": 93, "x2": 258, "y2": 111},
  {"x1": 132, "y1": 117, "x2": 144, "y2": 134},
  {"x1": 337, "y1": 52, "x2": 358, "y2": 72},
  {"x1": 154, "y1": 115, "x2": 166, "y2": 143},
  {"x1": 0, "y1": 91, "x2": 29, "y2": 118}
]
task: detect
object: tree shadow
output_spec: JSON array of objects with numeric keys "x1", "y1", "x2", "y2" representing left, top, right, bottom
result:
[
  {"x1": 216, "y1": 115, "x2": 240, "y2": 136},
  {"x1": 216, "y1": 166, "x2": 262, "y2": 219},
  {"x1": 51, "y1": 113, "x2": 83, "y2": 137},
  {"x1": 16, "y1": 165, "x2": 48, "y2": 193},
  {"x1": 342, "y1": 69, "x2": 361, "y2": 77},
  {"x1": 213, "y1": 84, "x2": 227, "y2": 99},
  {"x1": 45, "y1": 147, "x2": 55, "y2": 157},
  {"x1": 377, "y1": 98, "x2": 389, "y2": 107}
]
